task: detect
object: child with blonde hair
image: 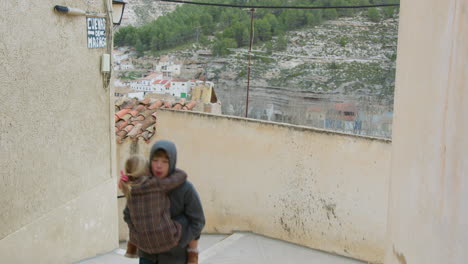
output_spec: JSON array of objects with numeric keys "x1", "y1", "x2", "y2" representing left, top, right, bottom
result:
[
  {"x1": 118, "y1": 155, "x2": 147, "y2": 258},
  {"x1": 119, "y1": 152, "x2": 200, "y2": 264}
]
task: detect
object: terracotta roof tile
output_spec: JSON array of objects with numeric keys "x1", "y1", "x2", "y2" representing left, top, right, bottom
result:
[
  {"x1": 163, "y1": 100, "x2": 173, "y2": 108},
  {"x1": 171, "y1": 78, "x2": 189, "y2": 82},
  {"x1": 183, "y1": 100, "x2": 197, "y2": 110},
  {"x1": 140, "y1": 98, "x2": 151, "y2": 105},
  {"x1": 123, "y1": 124, "x2": 135, "y2": 133},
  {"x1": 139, "y1": 109, "x2": 158, "y2": 119},
  {"x1": 173, "y1": 103, "x2": 183, "y2": 110},
  {"x1": 335, "y1": 102, "x2": 357, "y2": 111},
  {"x1": 145, "y1": 125, "x2": 156, "y2": 133},
  {"x1": 129, "y1": 104, "x2": 146, "y2": 116},
  {"x1": 140, "y1": 131, "x2": 154, "y2": 141},
  {"x1": 116, "y1": 130, "x2": 127, "y2": 137},
  {"x1": 140, "y1": 118, "x2": 156, "y2": 131},
  {"x1": 127, "y1": 123, "x2": 143, "y2": 138},
  {"x1": 115, "y1": 98, "x2": 196, "y2": 143},
  {"x1": 133, "y1": 115, "x2": 145, "y2": 121},
  {"x1": 115, "y1": 108, "x2": 131, "y2": 121},
  {"x1": 115, "y1": 120, "x2": 128, "y2": 130},
  {"x1": 148, "y1": 100, "x2": 163, "y2": 110},
  {"x1": 121, "y1": 114, "x2": 132, "y2": 122},
  {"x1": 172, "y1": 99, "x2": 185, "y2": 110}
]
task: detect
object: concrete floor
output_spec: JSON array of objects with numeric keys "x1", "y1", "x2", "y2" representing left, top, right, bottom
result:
[{"x1": 75, "y1": 233, "x2": 365, "y2": 264}]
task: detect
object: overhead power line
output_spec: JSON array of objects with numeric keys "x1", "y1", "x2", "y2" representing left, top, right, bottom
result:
[{"x1": 159, "y1": 0, "x2": 400, "y2": 9}]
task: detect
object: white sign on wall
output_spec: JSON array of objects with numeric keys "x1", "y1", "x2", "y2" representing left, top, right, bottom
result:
[{"x1": 87, "y1": 17, "x2": 106, "y2": 48}]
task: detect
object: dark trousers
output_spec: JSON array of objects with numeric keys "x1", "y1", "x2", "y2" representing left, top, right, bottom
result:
[{"x1": 139, "y1": 257, "x2": 157, "y2": 264}]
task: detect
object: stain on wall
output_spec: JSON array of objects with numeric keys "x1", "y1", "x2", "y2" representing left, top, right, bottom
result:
[{"x1": 393, "y1": 246, "x2": 407, "y2": 264}]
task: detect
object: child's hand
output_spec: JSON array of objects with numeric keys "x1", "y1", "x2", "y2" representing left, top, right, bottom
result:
[{"x1": 119, "y1": 170, "x2": 129, "y2": 189}]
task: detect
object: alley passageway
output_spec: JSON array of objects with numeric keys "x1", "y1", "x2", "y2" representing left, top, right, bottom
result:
[{"x1": 76, "y1": 233, "x2": 365, "y2": 264}]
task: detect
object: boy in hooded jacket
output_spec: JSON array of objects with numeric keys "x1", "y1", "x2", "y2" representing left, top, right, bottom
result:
[{"x1": 123, "y1": 140, "x2": 205, "y2": 264}]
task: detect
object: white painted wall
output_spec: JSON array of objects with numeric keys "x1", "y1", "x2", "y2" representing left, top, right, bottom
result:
[
  {"x1": 0, "y1": 1, "x2": 118, "y2": 263},
  {"x1": 117, "y1": 110, "x2": 391, "y2": 263},
  {"x1": 385, "y1": 1, "x2": 468, "y2": 263}
]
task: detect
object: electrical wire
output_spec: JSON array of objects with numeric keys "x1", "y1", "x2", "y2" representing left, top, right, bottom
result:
[{"x1": 159, "y1": 0, "x2": 399, "y2": 9}]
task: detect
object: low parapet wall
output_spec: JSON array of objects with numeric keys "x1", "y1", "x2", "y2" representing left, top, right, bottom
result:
[{"x1": 117, "y1": 110, "x2": 391, "y2": 263}]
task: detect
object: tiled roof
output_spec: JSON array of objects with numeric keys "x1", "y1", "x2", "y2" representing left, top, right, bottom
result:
[
  {"x1": 153, "y1": 80, "x2": 170, "y2": 85},
  {"x1": 335, "y1": 102, "x2": 357, "y2": 111},
  {"x1": 171, "y1": 78, "x2": 189, "y2": 82},
  {"x1": 307, "y1": 106, "x2": 322, "y2": 113},
  {"x1": 115, "y1": 97, "x2": 197, "y2": 143}
]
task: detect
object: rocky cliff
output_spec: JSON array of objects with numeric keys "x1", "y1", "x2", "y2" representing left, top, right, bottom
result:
[{"x1": 120, "y1": 0, "x2": 179, "y2": 27}]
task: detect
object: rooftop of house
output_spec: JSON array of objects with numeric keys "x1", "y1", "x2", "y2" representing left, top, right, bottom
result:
[
  {"x1": 153, "y1": 80, "x2": 169, "y2": 85},
  {"x1": 114, "y1": 97, "x2": 197, "y2": 143},
  {"x1": 171, "y1": 78, "x2": 194, "y2": 82},
  {"x1": 114, "y1": 86, "x2": 137, "y2": 94}
]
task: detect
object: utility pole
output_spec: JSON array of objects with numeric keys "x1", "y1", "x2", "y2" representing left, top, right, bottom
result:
[{"x1": 245, "y1": 8, "x2": 255, "y2": 118}]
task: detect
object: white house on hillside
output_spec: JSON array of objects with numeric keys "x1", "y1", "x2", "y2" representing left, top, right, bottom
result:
[
  {"x1": 153, "y1": 79, "x2": 169, "y2": 94},
  {"x1": 130, "y1": 72, "x2": 162, "y2": 92},
  {"x1": 155, "y1": 61, "x2": 181, "y2": 79},
  {"x1": 168, "y1": 79, "x2": 196, "y2": 98}
]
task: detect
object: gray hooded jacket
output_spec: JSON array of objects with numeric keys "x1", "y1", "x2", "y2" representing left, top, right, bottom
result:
[{"x1": 124, "y1": 140, "x2": 205, "y2": 263}]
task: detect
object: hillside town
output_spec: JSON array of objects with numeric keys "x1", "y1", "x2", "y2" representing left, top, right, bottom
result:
[{"x1": 113, "y1": 47, "x2": 221, "y2": 115}]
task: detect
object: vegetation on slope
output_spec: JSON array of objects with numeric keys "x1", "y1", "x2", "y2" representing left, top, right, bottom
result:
[{"x1": 114, "y1": 0, "x2": 399, "y2": 56}]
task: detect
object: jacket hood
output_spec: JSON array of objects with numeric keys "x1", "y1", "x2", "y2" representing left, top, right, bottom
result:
[{"x1": 149, "y1": 140, "x2": 177, "y2": 175}]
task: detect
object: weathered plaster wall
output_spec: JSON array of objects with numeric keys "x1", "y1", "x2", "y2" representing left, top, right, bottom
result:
[
  {"x1": 385, "y1": 0, "x2": 468, "y2": 263},
  {"x1": 0, "y1": 1, "x2": 117, "y2": 263},
  {"x1": 117, "y1": 110, "x2": 391, "y2": 263}
]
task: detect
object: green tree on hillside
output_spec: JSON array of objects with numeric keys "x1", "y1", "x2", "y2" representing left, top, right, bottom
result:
[
  {"x1": 255, "y1": 19, "x2": 272, "y2": 42},
  {"x1": 212, "y1": 38, "x2": 237, "y2": 56},
  {"x1": 275, "y1": 35, "x2": 288, "y2": 51},
  {"x1": 367, "y1": 8, "x2": 381, "y2": 22}
]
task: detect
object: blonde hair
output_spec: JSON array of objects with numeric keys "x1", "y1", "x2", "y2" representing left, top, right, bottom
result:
[{"x1": 120, "y1": 155, "x2": 149, "y2": 200}]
